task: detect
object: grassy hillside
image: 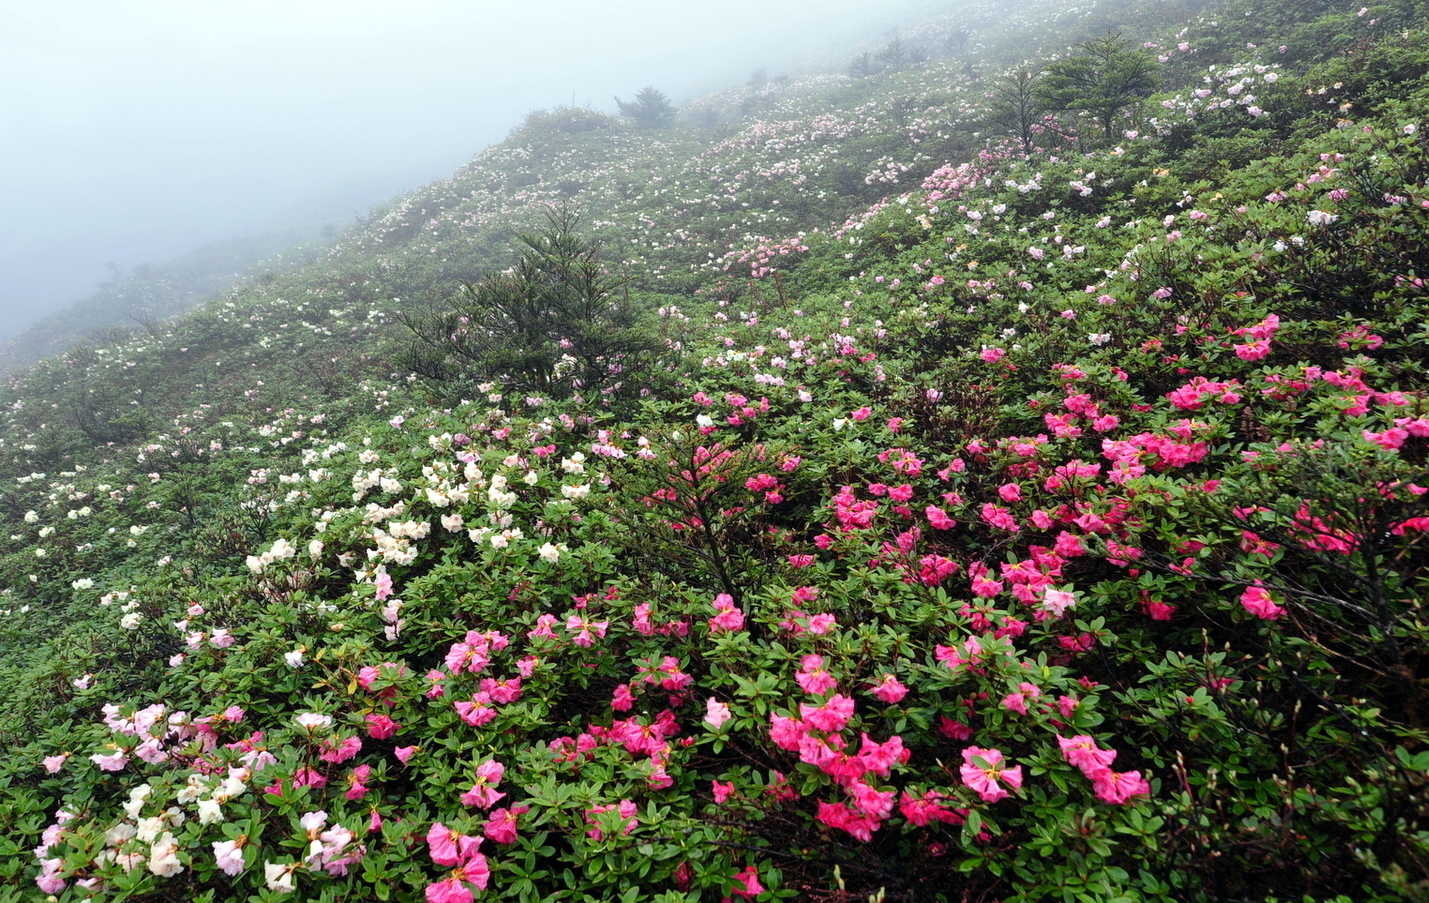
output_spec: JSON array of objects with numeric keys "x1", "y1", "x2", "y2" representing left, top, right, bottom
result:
[{"x1": 2, "y1": 0, "x2": 1428, "y2": 900}]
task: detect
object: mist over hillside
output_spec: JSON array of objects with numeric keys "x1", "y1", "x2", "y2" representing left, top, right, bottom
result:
[
  {"x1": 0, "y1": 0, "x2": 936, "y2": 340},
  {"x1": 1, "y1": 0, "x2": 1428, "y2": 900}
]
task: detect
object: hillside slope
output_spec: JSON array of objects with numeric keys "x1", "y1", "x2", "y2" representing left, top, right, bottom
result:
[{"x1": 2, "y1": 0, "x2": 1428, "y2": 900}]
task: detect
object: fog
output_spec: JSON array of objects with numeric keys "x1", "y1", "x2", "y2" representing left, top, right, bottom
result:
[{"x1": 0, "y1": 0, "x2": 937, "y2": 340}]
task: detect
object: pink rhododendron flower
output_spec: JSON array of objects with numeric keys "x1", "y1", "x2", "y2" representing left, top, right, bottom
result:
[
  {"x1": 318, "y1": 736, "x2": 362, "y2": 764},
  {"x1": 482, "y1": 806, "x2": 528, "y2": 844},
  {"x1": 796, "y1": 654, "x2": 838, "y2": 695},
  {"x1": 980, "y1": 503, "x2": 1019, "y2": 532},
  {"x1": 35, "y1": 858, "x2": 66, "y2": 894},
  {"x1": 454, "y1": 693, "x2": 497, "y2": 727},
  {"x1": 425, "y1": 873, "x2": 478, "y2": 903},
  {"x1": 365, "y1": 714, "x2": 399, "y2": 739},
  {"x1": 870, "y1": 674, "x2": 908, "y2": 704},
  {"x1": 1091, "y1": 769, "x2": 1152, "y2": 804},
  {"x1": 959, "y1": 746, "x2": 1022, "y2": 802},
  {"x1": 345, "y1": 763, "x2": 374, "y2": 801},
  {"x1": 426, "y1": 823, "x2": 482, "y2": 867},
  {"x1": 1143, "y1": 597, "x2": 1176, "y2": 620},
  {"x1": 815, "y1": 799, "x2": 881, "y2": 841},
  {"x1": 459, "y1": 760, "x2": 506, "y2": 810},
  {"x1": 527, "y1": 614, "x2": 559, "y2": 642},
  {"x1": 445, "y1": 641, "x2": 490, "y2": 676},
  {"x1": 611, "y1": 683, "x2": 636, "y2": 711},
  {"x1": 799, "y1": 694, "x2": 856, "y2": 733},
  {"x1": 1240, "y1": 585, "x2": 1285, "y2": 620},
  {"x1": 1364, "y1": 428, "x2": 1410, "y2": 450},
  {"x1": 849, "y1": 779, "x2": 896, "y2": 819},
  {"x1": 925, "y1": 505, "x2": 956, "y2": 529},
  {"x1": 1059, "y1": 735, "x2": 1118, "y2": 774},
  {"x1": 769, "y1": 713, "x2": 808, "y2": 750},
  {"x1": 585, "y1": 800, "x2": 638, "y2": 840},
  {"x1": 899, "y1": 789, "x2": 967, "y2": 826},
  {"x1": 565, "y1": 615, "x2": 610, "y2": 647},
  {"x1": 709, "y1": 593, "x2": 745, "y2": 633},
  {"x1": 1234, "y1": 340, "x2": 1271, "y2": 361},
  {"x1": 295, "y1": 712, "x2": 332, "y2": 732},
  {"x1": 730, "y1": 865, "x2": 765, "y2": 898},
  {"x1": 479, "y1": 676, "x2": 521, "y2": 704},
  {"x1": 90, "y1": 749, "x2": 129, "y2": 771},
  {"x1": 293, "y1": 766, "x2": 327, "y2": 789},
  {"x1": 374, "y1": 570, "x2": 394, "y2": 601}
]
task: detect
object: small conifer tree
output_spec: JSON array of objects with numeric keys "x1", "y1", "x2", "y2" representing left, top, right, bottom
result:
[
  {"x1": 613, "y1": 86, "x2": 677, "y2": 128},
  {"x1": 398, "y1": 207, "x2": 664, "y2": 400}
]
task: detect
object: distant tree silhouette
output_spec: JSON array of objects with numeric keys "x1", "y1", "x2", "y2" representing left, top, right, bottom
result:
[
  {"x1": 848, "y1": 52, "x2": 877, "y2": 78},
  {"x1": 876, "y1": 37, "x2": 910, "y2": 72},
  {"x1": 614, "y1": 87, "x2": 677, "y2": 128},
  {"x1": 944, "y1": 27, "x2": 972, "y2": 58}
]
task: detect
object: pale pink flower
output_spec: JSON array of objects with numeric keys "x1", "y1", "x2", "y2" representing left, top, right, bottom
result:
[
  {"x1": 214, "y1": 838, "x2": 246, "y2": 876},
  {"x1": 90, "y1": 749, "x2": 128, "y2": 772},
  {"x1": 1043, "y1": 587, "x2": 1077, "y2": 616},
  {"x1": 704, "y1": 698, "x2": 733, "y2": 730}
]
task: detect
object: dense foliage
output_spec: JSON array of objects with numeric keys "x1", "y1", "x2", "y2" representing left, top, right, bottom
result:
[{"x1": 2, "y1": 0, "x2": 1429, "y2": 900}]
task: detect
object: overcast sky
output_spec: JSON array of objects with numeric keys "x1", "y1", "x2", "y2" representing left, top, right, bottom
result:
[{"x1": 0, "y1": 0, "x2": 933, "y2": 340}]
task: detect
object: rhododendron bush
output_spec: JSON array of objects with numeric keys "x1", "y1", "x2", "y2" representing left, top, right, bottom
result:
[{"x1": 3, "y1": 0, "x2": 1429, "y2": 900}]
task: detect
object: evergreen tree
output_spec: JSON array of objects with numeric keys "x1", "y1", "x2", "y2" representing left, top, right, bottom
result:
[
  {"x1": 876, "y1": 37, "x2": 910, "y2": 72},
  {"x1": 1035, "y1": 33, "x2": 1157, "y2": 141},
  {"x1": 983, "y1": 68, "x2": 1046, "y2": 155},
  {"x1": 398, "y1": 207, "x2": 663, "y2": 400},
  {"x1": 848, "y1": 52, "x2": 877, "y2": 78},
  {"x1": 614, "y1": 86, "x2": 677, "y2": 128}
]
